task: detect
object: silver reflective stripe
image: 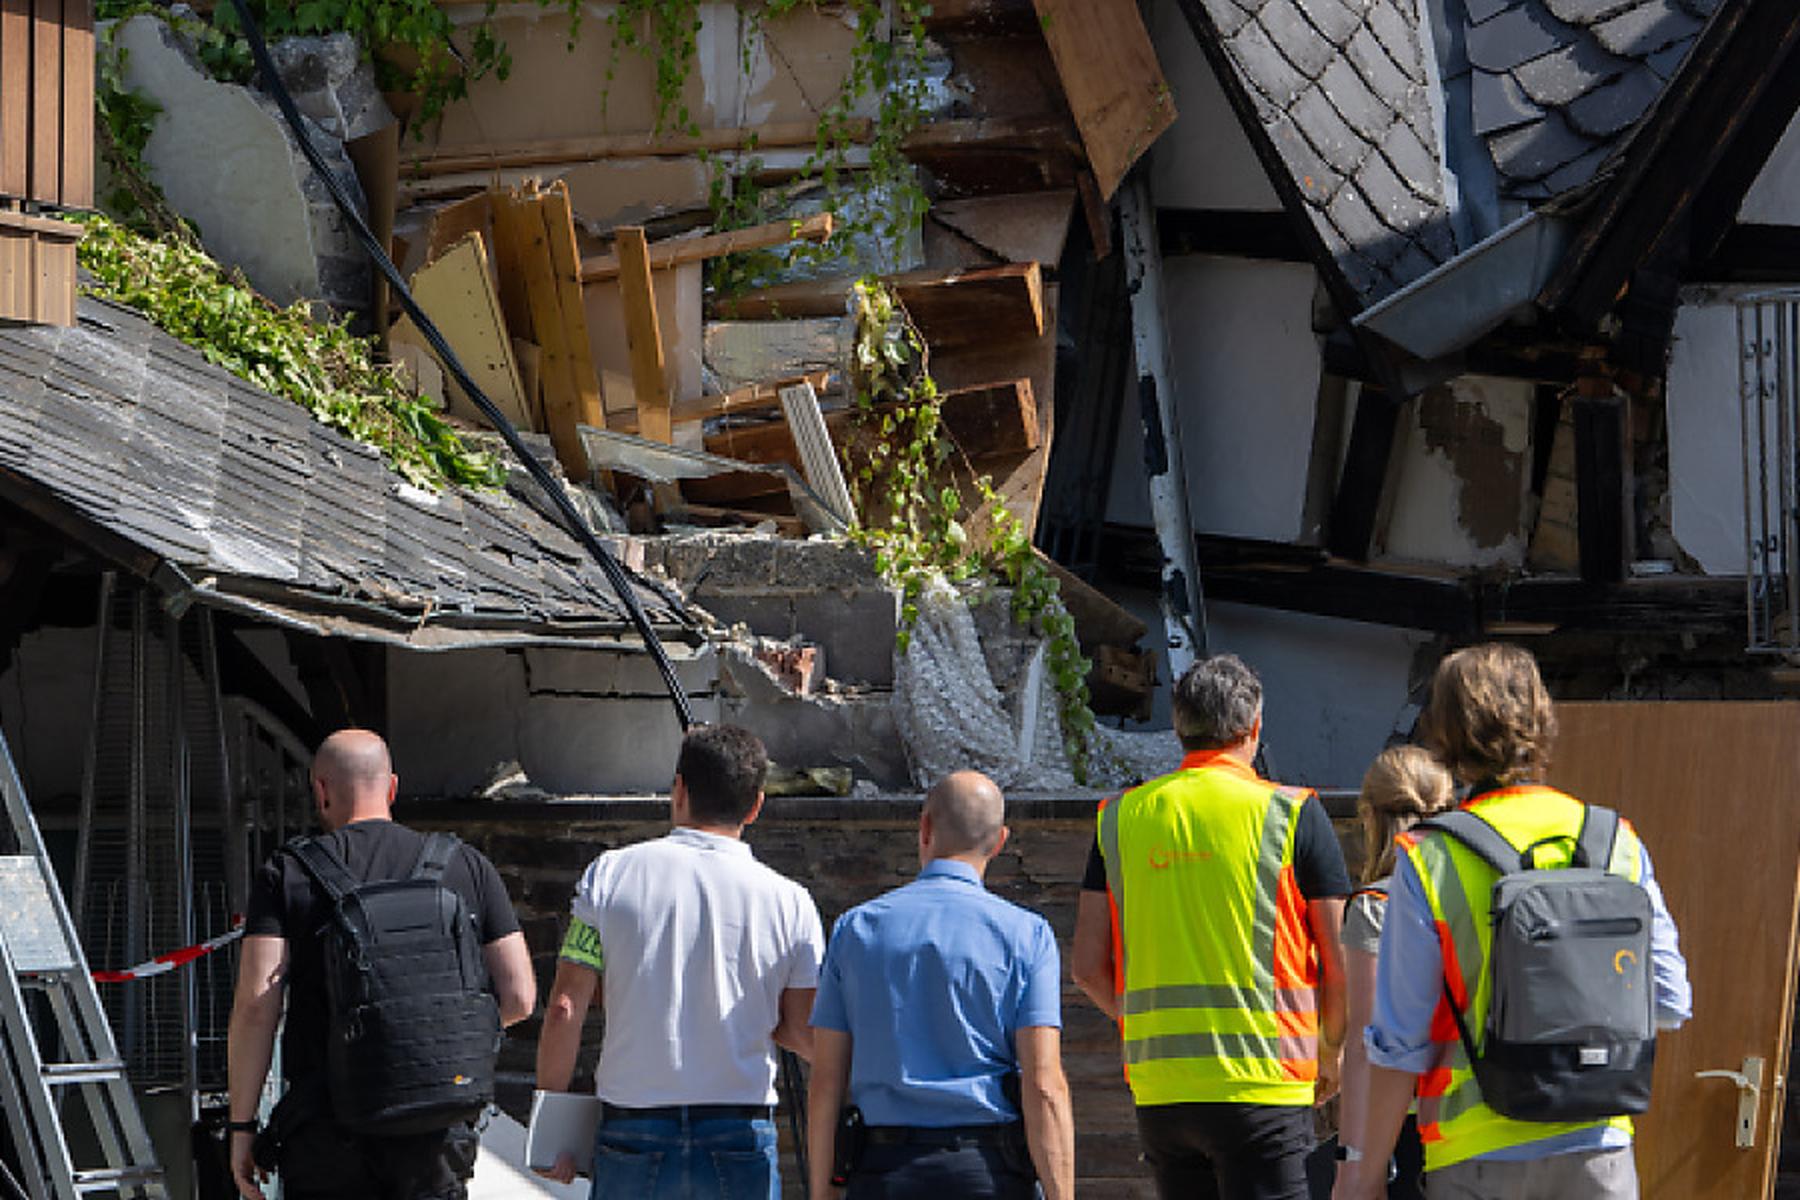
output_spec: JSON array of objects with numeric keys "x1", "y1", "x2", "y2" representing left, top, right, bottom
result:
[
  {"x1": 1249, "y1": 788, "x2": 1302, "y2": 992},
  {"x1": 1122, "y1": 984, "x2": 1317, "y2": 1017},
  {"x1": 1124, "y1": 1029, "x2": 1318, "y2": 1066}
]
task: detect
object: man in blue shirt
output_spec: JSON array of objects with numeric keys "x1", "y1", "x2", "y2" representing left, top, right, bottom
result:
[{"x1": 807, "y1": 771, "x2": 1075, "y2": 1199}]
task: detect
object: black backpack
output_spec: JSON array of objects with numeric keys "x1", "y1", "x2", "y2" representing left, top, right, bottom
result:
[
  {"x1": 1418, "y1": 805, "x2": 1656, "y2": 1123},
  {"x1": 288, "y1": 832, "x2": 501, "y2": 1136}
]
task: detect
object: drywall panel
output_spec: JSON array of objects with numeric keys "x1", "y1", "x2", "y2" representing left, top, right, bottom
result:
[
  {"x1": 1148, "y1": 0, "x2": 1281, "y2": 211},
  {"x1": 1740, "y1": 110, "x2": 1800, "y2": 225},
  {"x1": 386, "y1": 646, "x2": 717, "y2": 797},
  {"x1": 1104, "y1": 256, "x2": 1320, "y2": 542},
  {"x1": 1380, "y1": 375, "x2": 1533, "y2": 569},
  {"x1": 1667, "y1": 291, "x2": 1745, "y2": 576}
]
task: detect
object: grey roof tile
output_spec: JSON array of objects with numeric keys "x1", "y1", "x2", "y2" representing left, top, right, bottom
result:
[
  {"x1": 1467, "y1": 0, "x2": 1516, "y2": 23},
  {"x1": 0, "y1": 296, "x2": 686, "y2": 633},
  {"x1": 1487, "y1": 111, "x2": 1596, "y2": 180},
  {"x1": 1320, "y1": 55, "x2": 1395, "y2": 142},
  {"x1": 1511, "y1": 38, "x2": 1632, "y2": 106},
  {"x1": 1544, "y1": 0, "x2": 1643, "y2": 23},
  {"x1": 1326, "y1": 182, "x2": 1398, "y2": 262},
  {"x1": 1227, "y1": 19, "x2": 1312, "y2": 108},
  {"x1": 1260, "y1": 7, "x2": 1336, "y2": 78},
  {"x1": 1377, "y1": 108, "x2": 1442, "y2": 200},
  {"x1": 1472, "y1": 68, "x2": 1547, "y2": 135},
  {"x1": 1563, "y1": 64, "x2": 1664, "y2": 136},
  {"x1": 1592, "y1": 2, "x2": 1705, "y2": 58},
  {"x1": 1267, "y1": 113, "x2": 1349, "y2": 204},
  {"x1": 1294, "y1": 0, "x2": 1363, "y2": 47},
  {"x1": 1292, "y1": 82, "x2": 1376, "y2": 175},
  {"x1": 1540, "y1": 140, "x2": 1618, "y2": 191},
  {"x1": 1367, "y1": 2, "x2": 1427, "y2": 83},
  {"x1": 1344, "y1": 23, "x2": 1415, "y2": 101},
  {"x1": 1645, "y1": 39, "x2": 1692, "y2": 77},
  {"x1": 1466, "y1": 6, "x2": 1572, "y2": 73},
  {"x1": 1357, "y1": 148, "x2": 1442, "y2": 236}
]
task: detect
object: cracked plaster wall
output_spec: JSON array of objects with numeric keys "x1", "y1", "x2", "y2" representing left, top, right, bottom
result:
[{"x1": 1381, "y1": 374, "x2": 1533, "y2": 568}]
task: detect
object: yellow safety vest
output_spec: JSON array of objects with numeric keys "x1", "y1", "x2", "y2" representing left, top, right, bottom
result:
[
  {"x1": 1399, "y1": 785, "x2": 1645, "y2": 1171},
  {"x1": 1097, "y1": 751, "x2": 1320, "y2": 1106}
]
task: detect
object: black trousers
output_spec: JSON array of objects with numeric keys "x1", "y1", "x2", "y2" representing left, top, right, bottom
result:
[
  {"x1": 846, "y1": 1143, "x2": 1038, "y2": 1200},
  {"x1": 1136, "y1": 1102, "x2": 1313, "y2": 1200},
  {"x1": 276, "y1": 1116, "x2": 479, "y2": 1200}
]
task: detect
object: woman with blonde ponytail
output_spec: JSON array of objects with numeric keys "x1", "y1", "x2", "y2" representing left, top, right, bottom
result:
[{"x1": 1332, "y1": 747, "x2": 1455, "y2": 1200}]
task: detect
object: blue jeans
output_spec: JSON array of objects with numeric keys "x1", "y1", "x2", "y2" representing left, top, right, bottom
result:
[{"x1": 588, "y1": 1111, "x2": 778, "y2": 1200}]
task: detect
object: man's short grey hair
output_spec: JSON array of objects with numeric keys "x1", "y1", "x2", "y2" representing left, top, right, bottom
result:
[{"x1": 1172, "y1": 654, "x2": 1263, "y2": 750}]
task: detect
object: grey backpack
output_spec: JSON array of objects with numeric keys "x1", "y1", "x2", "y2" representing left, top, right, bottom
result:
[{"x1": 1419, "y1": 805, "x2": 1656, "y2": 1122}]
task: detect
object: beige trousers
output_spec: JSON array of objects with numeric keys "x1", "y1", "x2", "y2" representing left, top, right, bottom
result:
[{"x1": 1426, "y1": 1146, "x2": 1637, "y2": 1200}]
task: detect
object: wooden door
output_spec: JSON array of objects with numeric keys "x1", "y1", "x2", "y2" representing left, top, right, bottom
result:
[{"x1": 1551, "y1": 703, "x2": 1800, "y2": 1199}]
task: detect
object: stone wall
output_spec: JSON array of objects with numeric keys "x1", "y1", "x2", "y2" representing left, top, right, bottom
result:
[{"x1": 406, "y1": 796, "x2": 1160, "y2": 1197}]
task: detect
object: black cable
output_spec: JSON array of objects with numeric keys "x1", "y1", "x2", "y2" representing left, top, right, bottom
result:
[{"x1": 228, "y1": 0, "x2": 695, "y2": 732}]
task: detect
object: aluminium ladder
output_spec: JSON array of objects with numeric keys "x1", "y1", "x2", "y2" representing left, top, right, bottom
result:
[{"x1": 0, "y1": 723, "x2": 167, "y2": 1199}]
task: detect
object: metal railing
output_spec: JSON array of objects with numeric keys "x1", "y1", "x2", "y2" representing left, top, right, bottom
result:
[{"x1": 1737, "y1": 294, "x2": 1800, "y2": 656}]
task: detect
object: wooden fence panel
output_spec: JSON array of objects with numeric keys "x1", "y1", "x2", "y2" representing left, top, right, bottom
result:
[
  {"x1": 29, "y1": 0, "x2": 61, "y2": 205},
  {"x1": 59, "y1": 0, "x2": 90, "y2": 207},
  {"x1": 0, "y1": 0, "x2": 29, "y2": 199}
]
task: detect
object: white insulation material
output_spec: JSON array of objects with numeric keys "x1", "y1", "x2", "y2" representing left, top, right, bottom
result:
[{"x1": 893, "y1": 581, "x2": 1178, "y2": 791}]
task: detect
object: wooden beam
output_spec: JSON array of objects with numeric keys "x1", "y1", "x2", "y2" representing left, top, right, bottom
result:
[
  {"x1": 29, "y1": 0, "x2": 59, "y2": 205},
  {"x1": 579, "y1": 213, "x2": 835, "y2": 283},
  {"x1": 1326, "y1": 387, "x2": 1404, "y2": 562},
  {"x1": 616, "y1": 226, "x2": 672, "y2": 445},
  {"x1": 713, "y1": 263, "x2": 1044, "y2": 348},
  {"x1": 706, "y1": 378, "x2": 1038, "y2": 470},
  {"x1": 539, "y1": 181, "x2": 606, "y2": 436},
  {"x1": 402, "y1": 121, "x2": 866, "y2": 178},
  {"x1": 1157, "y1": 207, "x2": 1310, "y2": 263},
  {"x1": 1573, "y1": 392, "x2": 1629, "y2": 585},
  {"x1": 900, "y1": 116, "x2": 1085, "y2": 195},
  {"x1": 1694, "y1": 223, "x2": 1800, "y2": 282},
  {"x1": 1028, "y1": 0, "x2": 1176, "y2": 200},
  {"x1": 58, "y1": 0, "x2": 90, "y2": 208},
  {"x1": 0, "y1": 0, "x2": 27, "y2": 198}
]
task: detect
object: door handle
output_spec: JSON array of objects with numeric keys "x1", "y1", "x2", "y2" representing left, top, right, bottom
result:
[{"x1": 1696, "y1": 1056, "x2": 1764, "y2": 1149}]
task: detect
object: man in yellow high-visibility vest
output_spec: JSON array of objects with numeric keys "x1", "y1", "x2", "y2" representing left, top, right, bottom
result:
[{"x1": 1072, "y1": 654, "x2": 1351, "y2": 1200}]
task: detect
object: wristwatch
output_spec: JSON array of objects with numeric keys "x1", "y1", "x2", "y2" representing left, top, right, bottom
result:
[
  {"x1": 1334, "y1": 1144, "x2": 1363, "y2": 1163},
  {"x1": 225, "y1": 1118, "x2": 260, "y2": 1135}
]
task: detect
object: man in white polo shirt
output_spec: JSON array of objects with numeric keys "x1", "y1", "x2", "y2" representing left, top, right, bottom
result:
[{"x1": 533, "y1": 724, "x2": 824, "y2": 1199}]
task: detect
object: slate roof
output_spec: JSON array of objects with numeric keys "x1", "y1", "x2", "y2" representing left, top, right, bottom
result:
[
  {"x1": 0, "y1": 297, "x2": 688, "y2": 638},
  {"x1": 1191, "y1": 0, "x2": 1723, "y2": 304},
  {"x1": 1195, "y1": 0, "x2": 1462, "y2": 304},
  {"x1": 1462, "y1": 0, "x2": 1721, "y2": 200}
]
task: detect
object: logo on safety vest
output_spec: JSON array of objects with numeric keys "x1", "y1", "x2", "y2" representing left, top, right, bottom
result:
[
  {"x1": 1148, "y1": 847, "x2": 1213, "y2": 869},
  {"x1": 1613, "y1": 949, "x2": 1637, "y2": 978}
]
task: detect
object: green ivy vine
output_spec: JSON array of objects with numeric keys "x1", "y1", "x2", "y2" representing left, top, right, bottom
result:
[
  {"x1": 76, "y1": 215, "x2": 503, "y2": 493},
  {"x1": 844, "y1": 281, "x2": 1097, "y2": 780},
  {"x1": 600, "y1": 0, "x2": 933, "y2": 292}
]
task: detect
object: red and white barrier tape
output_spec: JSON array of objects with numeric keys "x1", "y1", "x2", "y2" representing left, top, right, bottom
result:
[{"x1": 91, "y1": 917, "x2": 245, "y2": 983}]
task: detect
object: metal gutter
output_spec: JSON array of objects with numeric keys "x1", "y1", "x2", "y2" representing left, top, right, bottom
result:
[{"x1": 1351, "y1": 211, "x2": 1574, "y2": 362}]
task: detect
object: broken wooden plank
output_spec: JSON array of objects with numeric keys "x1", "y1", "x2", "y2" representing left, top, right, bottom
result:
[
  {"x1": 423, "y1": 190, "x2": 494, "y2": 269},
  {"x1": 404, "y1": 233, "x2": 533, "y2": 431},
  {"x1": 403, "y1": 120, "x2": 868, "y2": 178},
  {"x1": 1029, "y1": 0, "x2": 1176, "y2": 200},
  {"x1": 713, "y1": 263, "x2": 1044, "y2": 349},
  {"x1": 703, "y1": 318, "x2": 851, "y2": 394},
  {"x1": 779, "y1": 380, "x2": 855, "y2": 524},
  {"x1": 901, "y1": 116, "x2": 1084, "y2": 195},
  {"x1": 927, "y1": 190, "x2": 1076, "y2": 266},
  {"x1": 579, "y1": 213, "x2": 835, "y2": 283},
  {"x1": 616, "y1": 225, "x2": 673, "y2": 445},
  {"x1": 1036, "y1": 549, "x2": 1148, "y2": 649},
  {"x1": 539, "y1": 180, "x2": 607, "y2": 436}
]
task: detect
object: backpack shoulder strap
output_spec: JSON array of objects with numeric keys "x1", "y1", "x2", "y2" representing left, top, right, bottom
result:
[
  {"x1": 1417, "y1": 810, "x2": 1525, "y2": 875},
  {"x1": 1574, "y1": 804, "x2": 1620, "y2": 871},
  {"x1": 410, "y1": 832, "x2": 460, "y2": 883},
  {"x1": 287, "y1": 836, "x2": 359, "y2": 904}
]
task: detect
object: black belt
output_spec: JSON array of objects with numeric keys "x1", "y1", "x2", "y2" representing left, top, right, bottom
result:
[
  {"x1": 864, "y1": 1123, "x2": 1019, "y2": 1148},
  {"x1": 601, "y1": 1102, "x2": 773, "y2": 1122}
]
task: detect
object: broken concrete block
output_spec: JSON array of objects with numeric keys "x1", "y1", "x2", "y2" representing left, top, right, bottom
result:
[
  {"x1": 717, "y1": 645, "x2": 909, "y2": 789},
  {"x1": 792, "y1": 588, "x2": 899, "y2": 687},
  {"x1": 113, "y1": 14, "x2": 372, "y2": 312},
  {"x1": 268, "y1": 32, "x2": 395, "y2": 143}
]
